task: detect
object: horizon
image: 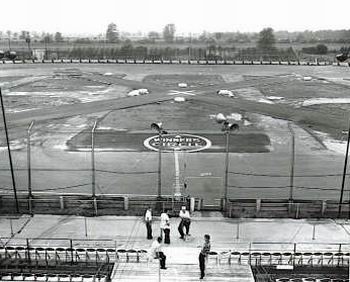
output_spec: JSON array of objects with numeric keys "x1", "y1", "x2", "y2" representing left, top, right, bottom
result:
[
  {"x1": 2, "y1": 28, "x2": 350, "y2": 38},
  {"x1": 0, "y1": 0, "x2": 349, "y2": 36}
]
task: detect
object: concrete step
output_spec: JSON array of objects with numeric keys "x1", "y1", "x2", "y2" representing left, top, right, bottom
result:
[{"x1": 112, "y1": 262, "x2": 254, "y2": 281}]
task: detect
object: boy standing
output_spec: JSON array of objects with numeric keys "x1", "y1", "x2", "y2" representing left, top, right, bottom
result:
[{"x1": 199, "y1": 234, "x2": 211, "y2": 279}]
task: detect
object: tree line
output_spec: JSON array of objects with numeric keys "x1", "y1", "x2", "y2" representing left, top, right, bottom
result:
[
  {"x1": 1, "y1": 24, "x2": 350, "y2": 44},
  {"x1": 1, "y1": 25, "x2": 347, "y2": 61}
]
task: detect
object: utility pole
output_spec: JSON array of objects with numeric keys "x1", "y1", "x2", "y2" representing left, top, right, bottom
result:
[
  {"x1": 188, "y1": 33, "x2": 192, "y2": 60},
  {"x1": 0, "y1": 88, "x2": 19, "y2": 212},
  {"x1": 338, "y1": 120, "x2": 350, "y2": 217},
  {"x1": 151, "y1": 122, "x2": 166, "y2": 211},
  {"x1": 91, "y1": 120, "x2": 98, "y2": 198},
  {"x1": 288, "y1": 123, "x2": 295, "y2": 202},
  {"x1": 224, "y1": 130, "x2": 230, "y2": 207},
  {"x1": 27, "y1": 121, "x2": 35, "y2": 214},
  {"x1": 158, "y1": 132, "x2": 162, "y2": 199},
  {"x1": 215, "y1": 113, "x2": 239, "y2": 211}
]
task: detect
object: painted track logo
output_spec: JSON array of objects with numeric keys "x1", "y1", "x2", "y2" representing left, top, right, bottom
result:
[{"x1": 144, "y1": 134, "x2": 211, "y2": 153}]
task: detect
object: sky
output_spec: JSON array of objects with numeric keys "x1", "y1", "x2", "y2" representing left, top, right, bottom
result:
[{"x1": 1, "y1": 0, "x2": 349, "y2": 35}]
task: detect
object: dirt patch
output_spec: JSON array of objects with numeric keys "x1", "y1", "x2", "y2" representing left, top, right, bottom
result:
[
  {"x1": 258, "y1": 77, "x2": 350, "y2": 99},
  {"x1": 0, "y1": 76, "x2": 27, "y2": 84},
  {"x1": 13, "y1": 76, "x2": 106, "y2": 92},
  {"x1": 2, "y1": 75, "x2": 129, "y2": 112}
]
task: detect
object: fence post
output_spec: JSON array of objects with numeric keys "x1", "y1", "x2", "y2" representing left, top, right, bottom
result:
[
  {"x1": 293, "y1": 243, "x2": 297, "y2": 267},
  {"x1": 27, "y1": 120, "x2": 35, "y2": 215},
  {"x1": 190, "y1": 197, "x2": 195, "y2": 213},
  {"x1": 70, "y1": 239, "x2": 74, "y2": 265},
  {"x1": 26, "y1": 238, "x2": 31, "y2": 263},
  {"x1": 59, "y1": 196, "x2": 64, "y2": 210},
  {"x1": 28, "y1": 197, "x2": 33, "y2": 215},
  {"x1": 10, "y1": 218, "x2": 14, "y2": 236},
  {"x1": 114, "y1": 240, "x2": 118, "y2": 263},
  {"x1": 288, "y1": 200, "x2": 293, "y2": 214},
  {"x1": 84, "y1": 217, "x2": 88, "y2": 238},
  {"x1": 197, "y1": 199, "x2": 202, "y2": 211},
  {"x1": 124, "y1": 196, "x2": 129, "y2": 211},
  {"x1": 338, "y1": 243, "x2": 342, "y2": 253},
  {"x1": 236, "y1": 219, "x2": 240, "y2": 240},
  {"x1": 321, "y1": 200, "x2": 327, "y2": 217},
  {"x1": 295, "y1": 203, "x2": 300, "y2": 219},
  {"x1": 93, "y1": 198, "x2": 98, "y2": 216},
  {"x1": 256, "y1": 199, "x2": 261, "y2": 213}
]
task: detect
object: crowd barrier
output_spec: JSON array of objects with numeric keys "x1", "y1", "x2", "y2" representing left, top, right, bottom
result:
[
  {"x1": 226, "y1": 199, "x2": 350, "y2": 219},
  {"x1": 0, "y1": 242, "x2": 114, "y2": 281},
  {"x1": 210, "y1": 250, "x2": 350, "y2": 267},
  {"x1": 274, "y1": 278, "x2": 348, "y2": 282},
  {"x1": 1, "y1": 243, "x2": 348, "y2": 267},
  {"x1": 0, "y1": 245, "x2": 148, "y2": 264},
  {"x1": 0, "y1": 58, "x2": 349, "y2": 67},
  {"x1": 0, "y1": 273, "x2": 107, "y2": 281},
  {"x1": 0, "y1": 192, "x2": 193, "y2": 216},
  {"x1": 1, "y1": 193, "x2": 349, "y2": 218}
]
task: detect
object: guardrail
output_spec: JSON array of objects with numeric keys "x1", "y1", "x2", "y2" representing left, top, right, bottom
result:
[
  {"x1": 1, "y1": 193, "x2": 349, "y2": 218},
  {"x1": 226, "y1": 199, "x2": 350, "y2": 218},
  {"x1": 0, "y1": 58, "x2": 349, "y2": 67}
]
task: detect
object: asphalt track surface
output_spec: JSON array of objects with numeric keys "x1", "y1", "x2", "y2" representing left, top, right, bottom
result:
[
  {"x1": 3, "y1": 72, "x2": 348, "y2": 139},
  {"x1": 3, "y1": 75, "x2": 291, "y2": 126}
]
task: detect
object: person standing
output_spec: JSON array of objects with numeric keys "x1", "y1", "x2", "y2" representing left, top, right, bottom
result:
[
  {"x1": 150, "y1": 237, "x2": 167, "y2": 269},
  {"x1": 145, "y1": 207, "x2": 153, "y2": 240},
  {"x1": 160, "y1": 210, "x2": 170, "y2": 239},
  {"x1": 178, "y1": 206, "x2": 191, "y2": 239},
  {"x1": 199, "y1": 234, "x2": 211, "y2": 280},
  {"x1": 163, "y1": 222, "x2": 171, "y2": 244}
]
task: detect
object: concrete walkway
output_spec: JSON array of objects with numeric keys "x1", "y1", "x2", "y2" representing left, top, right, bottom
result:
[
  {"x1": 0, "y1": 213, "x2": 349, "y2": 281},
  {"x1": 112, "y1": 262, "x2": 253, "y2": 281}
]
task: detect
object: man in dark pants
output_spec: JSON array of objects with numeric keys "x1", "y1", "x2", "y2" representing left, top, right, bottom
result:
[
  {"x1": 150, "y1": 237, "x2": 167, "y2": 269},
  {"x1": 145, "y1": 207, "x2": 153, "y2": 240},
  {"x1": 199, "y1": 234, "x2": 211, "y2": 279},
  {"x1": 164, "y1": 222, "x2": 171, "y2": 244},
  {"x1": 178, "y1": 219, "x2": 185, "y2": 239},
  {"x1": 178, "y1": 206, "x2": 191, "y2": 239}
]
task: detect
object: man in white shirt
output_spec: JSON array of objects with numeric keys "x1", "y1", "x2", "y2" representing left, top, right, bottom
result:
[
  {"x1": 150, "y1": 237, "x2": 167, "y2": 269},
  {"x1": 145, "y1": 207, "x2": 153, "y2": 240},
  {"x1": 160, "y1": 210, "x2": 170, "y2": 239},
  {"x1": 178, "y1": 206, "x2": 191, "y2": 239}
]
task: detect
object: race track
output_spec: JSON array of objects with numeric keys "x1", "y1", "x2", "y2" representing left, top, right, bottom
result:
[{"x1": 0, "y1": 63, "x2": 349, "y2": 205}]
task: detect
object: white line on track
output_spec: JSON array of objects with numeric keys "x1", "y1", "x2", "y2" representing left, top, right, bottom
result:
[{"x1": 167, "y1": 90, "x2": 196, "y2": 96}]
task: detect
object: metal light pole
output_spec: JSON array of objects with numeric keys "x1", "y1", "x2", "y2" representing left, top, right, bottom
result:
[
  {"x1": 27, "y1": 120, "x2": 35, "y2": 214},
  {"x1": 215, "y1": 113, "x2": 239, "y2": 211},
  {"x1": 288, "y1": 122, "x2": 295, "y2": 202},
  {"x1": 151, "y1": 123, "x2": 167, "y2": 210},
  {"x1": 338, "y1": 120, "x2": 350, "y2": 217},
  {"x1": 91, "y1": 120, "x2": 98, "y2": 198},
  {"x1": 0, "y1": 88, "x2": 19, "y2": 213}
]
